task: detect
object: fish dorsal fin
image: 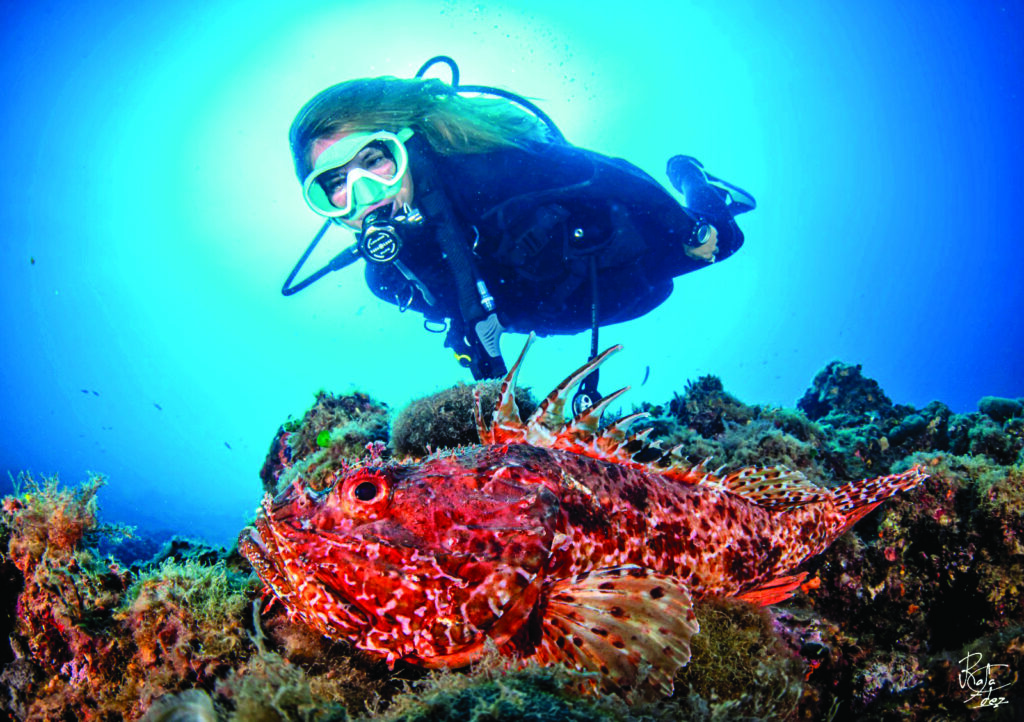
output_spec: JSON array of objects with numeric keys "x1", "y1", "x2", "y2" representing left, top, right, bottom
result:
[
  {"x1": 719, "y1": 466, "x2": 829, "y2": 510},
  {"x1": 480, "y1": 339, "x2": 841, "y2": 500},
  {"x1": 473, "y1": 385, "x2": 490, "y2": 445},
  {"x1": 482, "y1": 336, "x2": 707, "y2": 484},
  {"x1": 531, "y1": 566, "x2": 697, "y2": 699},
  {"x1": 527, "y1": 344, "x2": 624, "y2": 431},
  {"x1": 477, "y1": 336, "x2": 534, "y2": 444},
  {"x1": 563, "y1": 386, "x2": 630, "y2": 435}
]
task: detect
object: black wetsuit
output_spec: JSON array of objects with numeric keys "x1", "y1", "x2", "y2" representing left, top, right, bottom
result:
[{"x1": 364, "y1": 135, "x2": 744, "y2": 339}]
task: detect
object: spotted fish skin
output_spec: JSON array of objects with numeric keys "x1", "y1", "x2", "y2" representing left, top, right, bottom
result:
[{"x1": 239, "y1": 336, "x2": 926, "y2": 697}]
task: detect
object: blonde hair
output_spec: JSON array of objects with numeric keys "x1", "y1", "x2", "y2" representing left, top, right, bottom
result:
[{"x1": 289, "y1": 76, "x2": 551, "y2": 180}]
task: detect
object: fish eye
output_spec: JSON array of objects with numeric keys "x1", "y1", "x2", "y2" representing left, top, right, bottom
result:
[
  {"x1": 340, "y1": 469, "x2": 391, "y2": 515},
  {"x1": 354, "y1": 481, "x2": 378, "y2": 501}
]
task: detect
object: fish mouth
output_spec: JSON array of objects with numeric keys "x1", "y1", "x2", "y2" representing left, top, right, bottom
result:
[
  {"x1": 240, "y1": 522, "x2": 271, "y2": 558},
  {"x1": 238, "y1": 520, "x2": 289, "y2": 591},
  {"x1": 241, "y1": 517, "x2": 338, "y2": 577},
  {"x1": 240, "y1": 519, "x2": 372, "y2": 637},
  {"x1": 240, "y1": 518, "x2": 340, "y2": 602}
]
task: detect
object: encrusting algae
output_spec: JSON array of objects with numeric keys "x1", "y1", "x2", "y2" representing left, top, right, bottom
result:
[{"x1": 2, "y1": 344, "x2": 1023, "y2": 720}]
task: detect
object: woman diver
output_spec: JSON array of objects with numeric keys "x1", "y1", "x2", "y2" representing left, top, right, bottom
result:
[{"x1": 283, "y1": 58, "x2": 755, "y2": 410}]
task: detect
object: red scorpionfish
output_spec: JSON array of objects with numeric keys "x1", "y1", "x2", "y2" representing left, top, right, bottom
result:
[{"x1": 239, "y1": 336, "x2": 925, "y2": 697}]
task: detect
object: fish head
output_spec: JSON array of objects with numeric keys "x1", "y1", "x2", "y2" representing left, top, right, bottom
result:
[{"x1": 239, "y1": 449, "x2": 562, "y2": 666}]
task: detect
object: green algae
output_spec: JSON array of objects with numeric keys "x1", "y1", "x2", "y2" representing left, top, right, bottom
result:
[
  {"x1": 371, "y1": 652, "x2": 624, "y2": 722},
  {"x1": 674, "y1": 597, "x2": 804, "y2": 720},
  {"x1": 391, "y1": 380, "x2": 537, "y2": 458},
  {"x1": 262, "y1": 391, "x2": 391, "y2": 495}
]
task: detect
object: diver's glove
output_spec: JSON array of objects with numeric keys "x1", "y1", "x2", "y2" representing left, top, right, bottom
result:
[{"x1": 667, "y1": 155, "x2": 756, "y2": 218}]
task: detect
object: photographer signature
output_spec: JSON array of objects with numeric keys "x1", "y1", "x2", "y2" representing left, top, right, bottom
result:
[{"x1": 959, "y1": 652, "x2": 1017, "y2": 709}]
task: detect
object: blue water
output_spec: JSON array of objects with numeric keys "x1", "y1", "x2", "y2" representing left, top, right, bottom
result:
[{"x1": 2, "y1": 1, "x2": 1022, "y2": 547}]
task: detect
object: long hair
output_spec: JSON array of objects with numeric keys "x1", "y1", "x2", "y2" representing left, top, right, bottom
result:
[{"x1": 289, "y1": 76, "x2": 551, "y2": 180}]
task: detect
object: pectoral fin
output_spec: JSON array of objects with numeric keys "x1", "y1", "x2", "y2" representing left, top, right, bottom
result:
[
  {"x1": 532, "y1": 565, "x2": 697, "y2": 698},
  {"x1": 735, "y1": 571, "x2": 808, "y2": 606}
]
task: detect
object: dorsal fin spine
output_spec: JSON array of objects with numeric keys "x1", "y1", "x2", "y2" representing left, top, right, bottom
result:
[
  {"x1": 527, "y1": 344, "x2": 623, "y2": 431},
  {"x1": 495, "y1": 334, "x2": 533, "y2": 427},
  {"x1": 473, "y1": 387, "x2": 491, "y2": 444},
  {"x1": 482, "y1": 339, "x2": 841, "y2": 498},
  {"x1": 567, "y1": 385, "x2": 630, "y2": 433}
]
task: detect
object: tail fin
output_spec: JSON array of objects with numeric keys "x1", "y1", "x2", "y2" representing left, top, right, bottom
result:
[{"x1": 831, "y1": 465, "x2": 928, "y2": 533}]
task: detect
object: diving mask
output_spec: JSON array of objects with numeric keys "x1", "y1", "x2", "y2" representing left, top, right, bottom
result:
[{"x1": 302, "y1": 128, "x2": 414, "y2": 220}]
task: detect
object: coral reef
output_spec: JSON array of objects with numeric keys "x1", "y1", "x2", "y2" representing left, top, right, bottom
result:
[
  {"x1": 0, "y1": 474, "x2": 265, "y2": 720},
  {"x1": 374, "y1": 651, "x2": 625, "y2": 722},
  {"x1": 669, "y1": 374, "x2": 755, "y2": 438},
  {"x1": 391, "y1": 380, "x2": 537, "y2": 458},
  {"x1": 0, "y1": 473, "x2": 394, "y2": 721},
  {"x1": 260, "y1": 391, "x2": 390, "y2": 495},
  {"x1": 2, "y1": 362, "x2": 1022, "y2": 720},
  {"x1": 797, "y1": 360, "x2": 897, "y2": 425},
  {"x1": 672, "y1": 597, "x2": 805, "y2": 719},
  {"x1": 118, "y1": 559, "x2": 253, "y2": 708},
  {"x1": 0, "y1": 474, "x2": 135, "y2": 719}
]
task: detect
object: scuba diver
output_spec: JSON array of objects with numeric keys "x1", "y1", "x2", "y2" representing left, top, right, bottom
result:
[{"x1": 283, "y1": 57, "x2": 755, "y2": 412}]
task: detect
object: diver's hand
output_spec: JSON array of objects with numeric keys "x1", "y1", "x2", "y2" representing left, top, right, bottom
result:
[{"x1": 684, "y1": 225, "x2": 718, "y2": 262}]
